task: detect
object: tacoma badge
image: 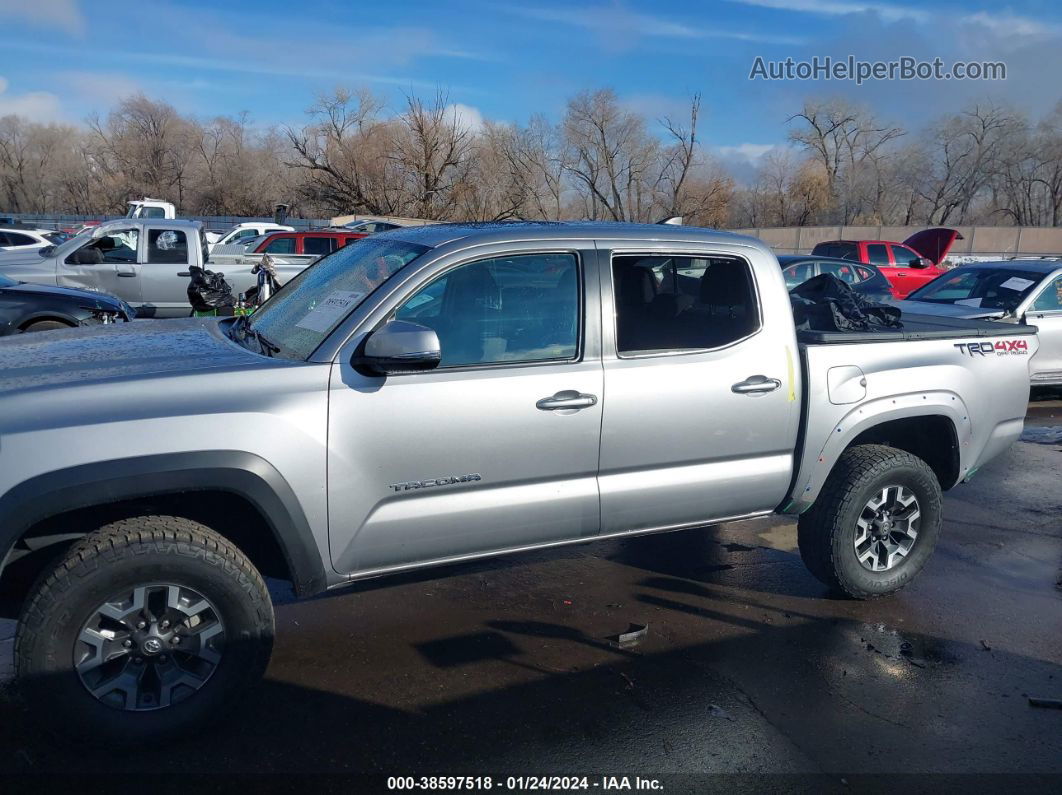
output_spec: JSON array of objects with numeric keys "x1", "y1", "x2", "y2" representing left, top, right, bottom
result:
[{"x1": 390, "y1": 474, "x2": 482, "y2": 492}]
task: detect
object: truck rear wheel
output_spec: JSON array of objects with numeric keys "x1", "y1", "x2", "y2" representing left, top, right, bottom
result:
[
  {"x1": 16, "y1": 516, "x2": 274, "y2": 743},
  {"x1": 797, "y1": 444, "x2": 942, "y2": 599}
]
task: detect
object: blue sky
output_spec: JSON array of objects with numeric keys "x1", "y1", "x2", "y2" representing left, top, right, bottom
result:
[{"x1": 1, "y1": 0, "x2": 1061, "y2": 175}]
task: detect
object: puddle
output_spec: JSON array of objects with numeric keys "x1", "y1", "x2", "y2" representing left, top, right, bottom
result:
[
  {"x1": 1020, "y1": 426, "x2": 1062, "y2": 444},
  {"x1": 857, "y1": 623, "x2": 963, "y2": 669}
]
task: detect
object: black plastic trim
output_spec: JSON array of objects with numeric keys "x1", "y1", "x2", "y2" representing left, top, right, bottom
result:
[{"x1": 0, "y1": 451, "x2": 327, "y2": 596}]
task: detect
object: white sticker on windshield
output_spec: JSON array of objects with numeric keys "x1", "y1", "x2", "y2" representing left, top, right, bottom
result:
[
  {"x1": 955, "y1": 298, "x2": 982, "y2": 307},
  {"x1": 1000, "y1": 277, "x2": 1035, "y2": 292},
  {"x1": 296, "y1": 290, "x2": 365, "y2": 332}
]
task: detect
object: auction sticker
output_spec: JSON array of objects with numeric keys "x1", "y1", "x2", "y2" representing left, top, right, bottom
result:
[
  {"x1": 999, "y1": 276, "x2": 1035, "y2": 292},
  {"x1": 296, "y1": 290, "x2": 365, "y2": 332}
]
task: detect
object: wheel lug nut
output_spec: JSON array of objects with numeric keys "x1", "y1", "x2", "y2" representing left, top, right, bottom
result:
[
  {"x1": 134, "y1": 657, "x2": 143, "y2": 665},
  {"x1": 136, "y1": 621, "x2": 146, "y2": 630},
  {"x1": 170, "y1": 636, "x2": 180, "y2": 645},
  {"x1": 123, "y1": 639, "x2": 133, "y2": 648},
  {"x1": 160, "y1": 620, "x2": 170, "y2": 629}
]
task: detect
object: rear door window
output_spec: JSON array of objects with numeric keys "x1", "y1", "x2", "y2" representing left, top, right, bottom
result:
[
  {"x1": 147, "y1": 229, "x2": 189, "y2": 264},
  {"x1": 5, "y1": 232, "x2": 35, "y2": 246},
  {"x1": 303, "y1": 237, "x2": 335, "y2": 256},
  {"x1": 782, "y1": 262, "x2": 815, "y2": 288},
  {"x1": 817, "y1": 261, "x2": 865, "y2": 284},
  {"x1": 612, "y1": 254, "x2": 759, "y2": 355}
]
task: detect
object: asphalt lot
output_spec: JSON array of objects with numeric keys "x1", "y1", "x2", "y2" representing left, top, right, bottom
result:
[{"x1": 1, "y1": 398, "x2": 1060, "y2": 787}]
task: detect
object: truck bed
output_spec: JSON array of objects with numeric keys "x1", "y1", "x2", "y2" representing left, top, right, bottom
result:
[{"x1": 796, "y1": 312, "x2": 1038, "y2": 344}]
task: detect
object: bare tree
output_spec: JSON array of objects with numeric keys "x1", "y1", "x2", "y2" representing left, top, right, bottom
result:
[
  {"x1": 563, "y1": 89, "x2": 657, "y2": 221},
  {"x1": 787, "y1": 98, "x2": 905, "y2": 223}
]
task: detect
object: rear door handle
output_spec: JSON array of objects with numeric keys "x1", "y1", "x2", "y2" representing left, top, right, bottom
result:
[
  {"x1": 732, "y1": 375, "x2": 782, "y2": 395},
  {"x1": 536, "y1": 390, "x2": 598, "y2": 411},
  {"x1": 117, "y1": 272, "x2": 137, "y2": 277}
]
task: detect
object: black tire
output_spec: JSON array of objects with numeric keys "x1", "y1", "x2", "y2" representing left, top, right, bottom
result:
[
  {"x1": 22, "y1": 320, "x2": 73, "y2": 333},
  {"x1": 16, "y1": 516, "x2": 274, "y2": 744},
  {"x1": 797, "y1": 444, "x2": 942, "y2": 599}
]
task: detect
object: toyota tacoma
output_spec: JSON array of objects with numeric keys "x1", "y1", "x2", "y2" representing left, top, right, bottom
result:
[{"x1": 0, "y1": 222, "x2": 1036, "y2": 741}]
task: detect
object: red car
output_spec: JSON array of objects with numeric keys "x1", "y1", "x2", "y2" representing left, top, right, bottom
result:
[
  {"x1": 249, "y1": 229, "x2": 367, "y2": 257},
  {"x1": 811, "y1": 228, "x2": 963, "y2": 299}
]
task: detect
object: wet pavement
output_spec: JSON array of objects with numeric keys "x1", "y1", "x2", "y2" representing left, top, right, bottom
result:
[{"x1": 1, "y1": 401, "x2": 1060, "y2": 786}]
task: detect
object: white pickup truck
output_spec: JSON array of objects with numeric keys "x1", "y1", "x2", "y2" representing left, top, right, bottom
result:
[{"x1": 0, "y1": 219, "x2": 311, "y2": 317}]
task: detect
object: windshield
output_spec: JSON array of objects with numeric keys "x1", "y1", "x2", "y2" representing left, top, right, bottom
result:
[
  {"x1": 45, "y1": 225, "x2": 104, "y2": 260},
  {"x1": 908, "y1": 268, "x2": 1043, "y2": 312},
  {"x1": 245, "y1": 238, "x2": 430, "y2": 360}
]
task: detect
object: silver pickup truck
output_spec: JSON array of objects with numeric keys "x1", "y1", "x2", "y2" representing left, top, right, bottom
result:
[
  {"x1": 0, "y1": 222, "x2": 1036, "y2": 742},
  {"x1": 0, "y1": 219, "x2": 310, "y2": 318}
]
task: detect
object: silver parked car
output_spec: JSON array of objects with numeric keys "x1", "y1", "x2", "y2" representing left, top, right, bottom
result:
[
  {"x1": 0, "y1": 222, "x2": 1036, "y2": 742},
  {"x1": 898, "y1": 259, "x2": 1062, "y2": 387}
]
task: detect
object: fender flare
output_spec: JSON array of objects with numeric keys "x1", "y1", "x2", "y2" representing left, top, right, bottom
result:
[
  {"x1": 0, "y1": 451, "x2": 327, "y2": 596},
  {"x1": 785, "y1": 392, "x2": 968, "y2": 513}
]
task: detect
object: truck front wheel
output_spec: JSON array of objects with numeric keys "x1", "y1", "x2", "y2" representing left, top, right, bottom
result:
[
  {"x1": 16, "y1": 516, "x2": 274, "y2": 743},
  {"x1": 797, "y1": 444, "x2": 942, "y2": 599}
]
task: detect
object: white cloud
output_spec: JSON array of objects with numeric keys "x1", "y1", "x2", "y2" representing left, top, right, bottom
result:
[
  {"x1": 725, "y1": 0, "x2": 928, "y2": 24},
  {"x1": 0, "y1": 76, "x2": 62, "y2": 122},
  {"x1": 61, "y1": 72, "x2": 141, "y2": 106},
  {"x1": 445, "y1": 103, "x2": 485, "y2": 133},
  {"x1": 716, "y1": 143, "x2": 781, "y2": 164},
  {"x1": 729, "y1": 0, "x2": 1062, "y2": 40},
  {"x1": 0, "y1": 0, "x2": 85, "y2": 37},
  {"x1": 960, "y1": 11, "x2": 1062, "y2": 39},
  {"x1": 507, "y1": 5, "x2": 805, "y2": 45}
]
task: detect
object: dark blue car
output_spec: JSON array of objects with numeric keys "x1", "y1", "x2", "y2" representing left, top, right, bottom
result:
[{"x1": 778, "y1": 254, "x2": 894, "y2": 303}]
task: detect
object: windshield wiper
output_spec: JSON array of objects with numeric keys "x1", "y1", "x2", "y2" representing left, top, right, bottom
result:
[{"x1": 231, "y1": 315, "x2": 281, "y2": 357}]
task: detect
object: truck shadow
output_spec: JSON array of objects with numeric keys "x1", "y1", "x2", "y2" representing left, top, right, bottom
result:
[{"x1": 1, "y1": 576, "x2": 1059, "y2": 779}]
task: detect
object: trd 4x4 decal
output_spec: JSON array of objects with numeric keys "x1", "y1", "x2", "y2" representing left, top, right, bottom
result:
[{"x1": 954, "y1": 339, "x2": 1029, "y2": 357}]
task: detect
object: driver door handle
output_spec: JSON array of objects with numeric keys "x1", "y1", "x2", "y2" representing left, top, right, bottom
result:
[
  {"x1": 732, "y1": 375, "x2": 782, "y2": 395},
  {"x1": 536, "y1": 390, "x2": 598, "y2": 411}
]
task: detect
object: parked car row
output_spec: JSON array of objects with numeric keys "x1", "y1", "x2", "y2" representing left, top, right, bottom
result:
[
  {"x1": 0, "y1": 215, "x2": 1056, "y2": 388},
  {"x1": 0, "y1": 225, "x2": 69, "y2": 252},
  {"x1": 810, "y1": 227, "x2": 963, "y2": 298}
]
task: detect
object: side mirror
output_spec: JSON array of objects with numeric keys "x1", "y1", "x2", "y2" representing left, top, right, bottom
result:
[
  {"x1": 353, "y1": 320, "x2": 441, "y2": 375},
  {"x1": 38, "y1": 245, "x2": 56, "y2": 258},
  {"x1": 909, "y1": 257, "x2": 932, "y2": 269}
]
